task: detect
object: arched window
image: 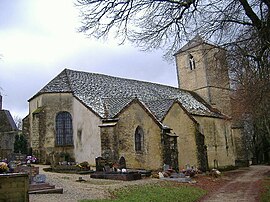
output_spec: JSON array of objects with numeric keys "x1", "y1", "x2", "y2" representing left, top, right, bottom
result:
[
  {"x1": 188, "y1": 53, "x2": 196, "y2": 70},
  {"x1": 135, "y1": 126, "x2": 144, "y2": 152},
  {"x1": 55, "y1": 112, "x2": 73, "y2": 146}
]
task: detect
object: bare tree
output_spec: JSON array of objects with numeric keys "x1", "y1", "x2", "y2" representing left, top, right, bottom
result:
[
  {"x1": 229, "y1": 29, "x2": 270, "y2": 164},
  {"x1": 14, "y1": 116, "x2": 23, "y2": 130},
  {"x1": 76, "y1": 0, "x2": 270, "y2": 56},
  {"x1": 77, "y1": 0, "x2": 270, "y2": 163}
]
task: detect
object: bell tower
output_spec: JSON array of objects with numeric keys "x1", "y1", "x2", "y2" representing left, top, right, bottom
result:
[{"x1": 175, "y1": 35, "x2": 231, "y2": 116}]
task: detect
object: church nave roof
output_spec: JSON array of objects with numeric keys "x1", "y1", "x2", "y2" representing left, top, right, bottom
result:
[{"x1": 31, "y1": 68, "x2": 225, "y2": 121}]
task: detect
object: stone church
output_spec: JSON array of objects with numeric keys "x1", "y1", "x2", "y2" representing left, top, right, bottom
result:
[{"x1": 25, "y1": 36, "x2": 245, "y2": 171}]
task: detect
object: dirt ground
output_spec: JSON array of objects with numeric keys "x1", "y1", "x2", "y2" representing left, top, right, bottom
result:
[
  {"x1": 196, "y1": 165, "x2": 270, "y2": 202},
  {"x1": 29, "y1": 165, "x2": 270, "y2": 202}
]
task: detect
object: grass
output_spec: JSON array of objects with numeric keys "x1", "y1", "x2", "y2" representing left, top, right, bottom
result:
[
  {"x1": 79, "y1": 182, "x2": 206, "y2": 202},
  {"x1": 260, "y1": 177, "x2": 270, "y2": 202}
]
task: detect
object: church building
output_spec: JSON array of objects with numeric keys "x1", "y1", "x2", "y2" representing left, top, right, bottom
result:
[{"x1": 25, "y1": 36, "x2": 244, "y2": 171}]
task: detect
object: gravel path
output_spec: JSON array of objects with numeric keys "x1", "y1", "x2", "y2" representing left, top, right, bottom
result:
[
  {"x1": 29, "y1": 165, "x2": 270, "y2": 202},
  {"x1": 29, "y1": 165, "x2": 160, "y2": 202},
  {"x1": 200, "y1": 165, "x2": 270, "y2": 202}
]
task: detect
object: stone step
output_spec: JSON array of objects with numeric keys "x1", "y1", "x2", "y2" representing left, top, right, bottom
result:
[
  {"x1": 29, "y1": 183, "x2": 55, "y2": 191},
  {"x1": 28, "y1": 188, "x2": 63, "y2": 194}
]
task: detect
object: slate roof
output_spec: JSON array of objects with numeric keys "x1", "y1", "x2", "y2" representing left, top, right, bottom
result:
[
  {"x1": 174, "y1": 35, "x2": 218, "y2": 55},
  {"x1": 30, "y1": 68, "x2": 224, "y2": 122},
  {"x1": 0, "y1": 110, "x2": 18, "y2": 132}
]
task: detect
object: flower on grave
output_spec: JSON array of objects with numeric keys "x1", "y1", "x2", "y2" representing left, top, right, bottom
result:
[
  {"x1": 76, "y1": 161, "x2": 90, "y2": 169},
  {"x1": 76, "y1": 163, "x2": 82, "y2": 168},
  {"x1": 0, "y1": 162, "x2": 9, "y2": 173},
  {"x1": 26, "y1": 156, "x2": 38, "y2": 163}
]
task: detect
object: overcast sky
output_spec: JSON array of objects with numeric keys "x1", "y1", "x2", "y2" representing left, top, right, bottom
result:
[{"x1": 0, "y1": 0, "x2": 178, "y2": 119}]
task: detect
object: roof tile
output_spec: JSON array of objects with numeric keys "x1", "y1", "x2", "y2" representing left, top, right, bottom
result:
[{"x1": 31, "y1": 68, "x2": 223, "y2": 121}]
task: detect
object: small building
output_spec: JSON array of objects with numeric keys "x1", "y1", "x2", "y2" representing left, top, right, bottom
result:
[
  {"x1": 25, "y1": 37, "x2": 245, "y2": 170},
  {"x1": 0, "y1": 94, "x2": 18, "y2": 159}
]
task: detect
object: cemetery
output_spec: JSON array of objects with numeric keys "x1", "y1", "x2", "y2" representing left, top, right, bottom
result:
[
  {"x1": 0, "y1": 148, "x2": 268, "y2": 202},
  {"x1": 0, "y1": 153, "x2": 63, "y2": 200},
  {"x1": 90, "y1": 156, "x2": 196, "y2": 182},
  {"x1": 0, "y1": 152, "x2": 199, "y2": 190}
]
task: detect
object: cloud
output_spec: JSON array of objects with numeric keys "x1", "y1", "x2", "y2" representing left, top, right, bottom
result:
[{"x1": 0, "y1": 0, "x2": 177, "y2": 119}]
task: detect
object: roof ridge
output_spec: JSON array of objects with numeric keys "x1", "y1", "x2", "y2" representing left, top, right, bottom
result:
[
  {"x1": 63, "y1": 68, "x2": 73, "y2": 92},
  {"x1": 65, "y1": 68, "x2": 181, "y2": 91},
  {"x1": 28, "y1": 69, "x2": 74, "y2": 101},
  {"x1": 64, "y1": 69, "x2": 201, "y2": 97},
  {"x1": 174, "y1": 35, "x2": 219, "y2": 55}
]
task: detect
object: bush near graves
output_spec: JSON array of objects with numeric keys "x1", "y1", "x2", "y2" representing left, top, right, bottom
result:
[{"x1": 13, "y1": 134, "x2": 28, "y2": 154}]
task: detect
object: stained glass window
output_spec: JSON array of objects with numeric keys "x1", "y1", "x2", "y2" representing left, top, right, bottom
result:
[{"x1": 55, "y1": 112, "x2": 73, "y2": 146}]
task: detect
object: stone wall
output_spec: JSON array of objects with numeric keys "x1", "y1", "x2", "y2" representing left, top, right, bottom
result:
[
  {"x1": 0, "y1": 131, "x2": 16, "y2": 159},
  {"x1": 162, "y1": 103, "x2": 199, "y2": 169},
  {"x1": 175, "y1": 43, "x2": 232, "y2": 116},
  {"x1": 116, "y1": 101, "x2": 163, "y2": 170},
  {"x1": 0, "y1": 173, "x2": 29, "y2": 202},
  {"x1": 176, "y1": 44, "x2": 208, "y2": 92},
  {"x1": 28, "y1": 93, "x2": 102, "y2": 165},
  {"x1": 29, "y1": 93, "x2": 74, "y2": 164},
  {"x1": 72, "y1": 98, "x2": 102, "y2": 165},
  {"x1": 195, "y1": 116, "x2": 235, "y2": 168},
  {"x1": 100, "y1": 124, "x2": 118, "y2": 163},
  {"x1": 232, "y1": 127, "x2": 249, "y2": 166}
]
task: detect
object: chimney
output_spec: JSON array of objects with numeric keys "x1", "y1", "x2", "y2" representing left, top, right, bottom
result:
[{"x1": 0, "y1": 94, "x2": 2, "y2": 110}]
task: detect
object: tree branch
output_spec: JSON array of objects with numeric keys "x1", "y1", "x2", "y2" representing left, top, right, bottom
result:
[{"x1": 238, "y1": 0, "x2": 262, "y2": 30}]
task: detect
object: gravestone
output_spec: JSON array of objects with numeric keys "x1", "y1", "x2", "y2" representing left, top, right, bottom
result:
[
  {"x1": 8, "y1": 161, "x2": 17, "y2": 172},
  {"x1": 14, "y1": 165, "x2": 39, "y2": 183},
  {"x1": 11, "y1": 153, "x2": 26, "y2": 162},
  {"x1": 95, "y1": 157, "x2": 107, "y2": 172},
  {"x1": 118, "y1": 156, "x2": 126, "y2": 169},
  {"x1": 33, "y1": 174, "x2": 46, "y2": 184},
  {"x1": 104, "y1": 165, "x2": 111, "y2": 173},
  {"x1": 14, "y1": 165, "x2": 39, "y2": 177},
  {"x1": 163, "y1": 164, "x2": 170, "y2": 171}
]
